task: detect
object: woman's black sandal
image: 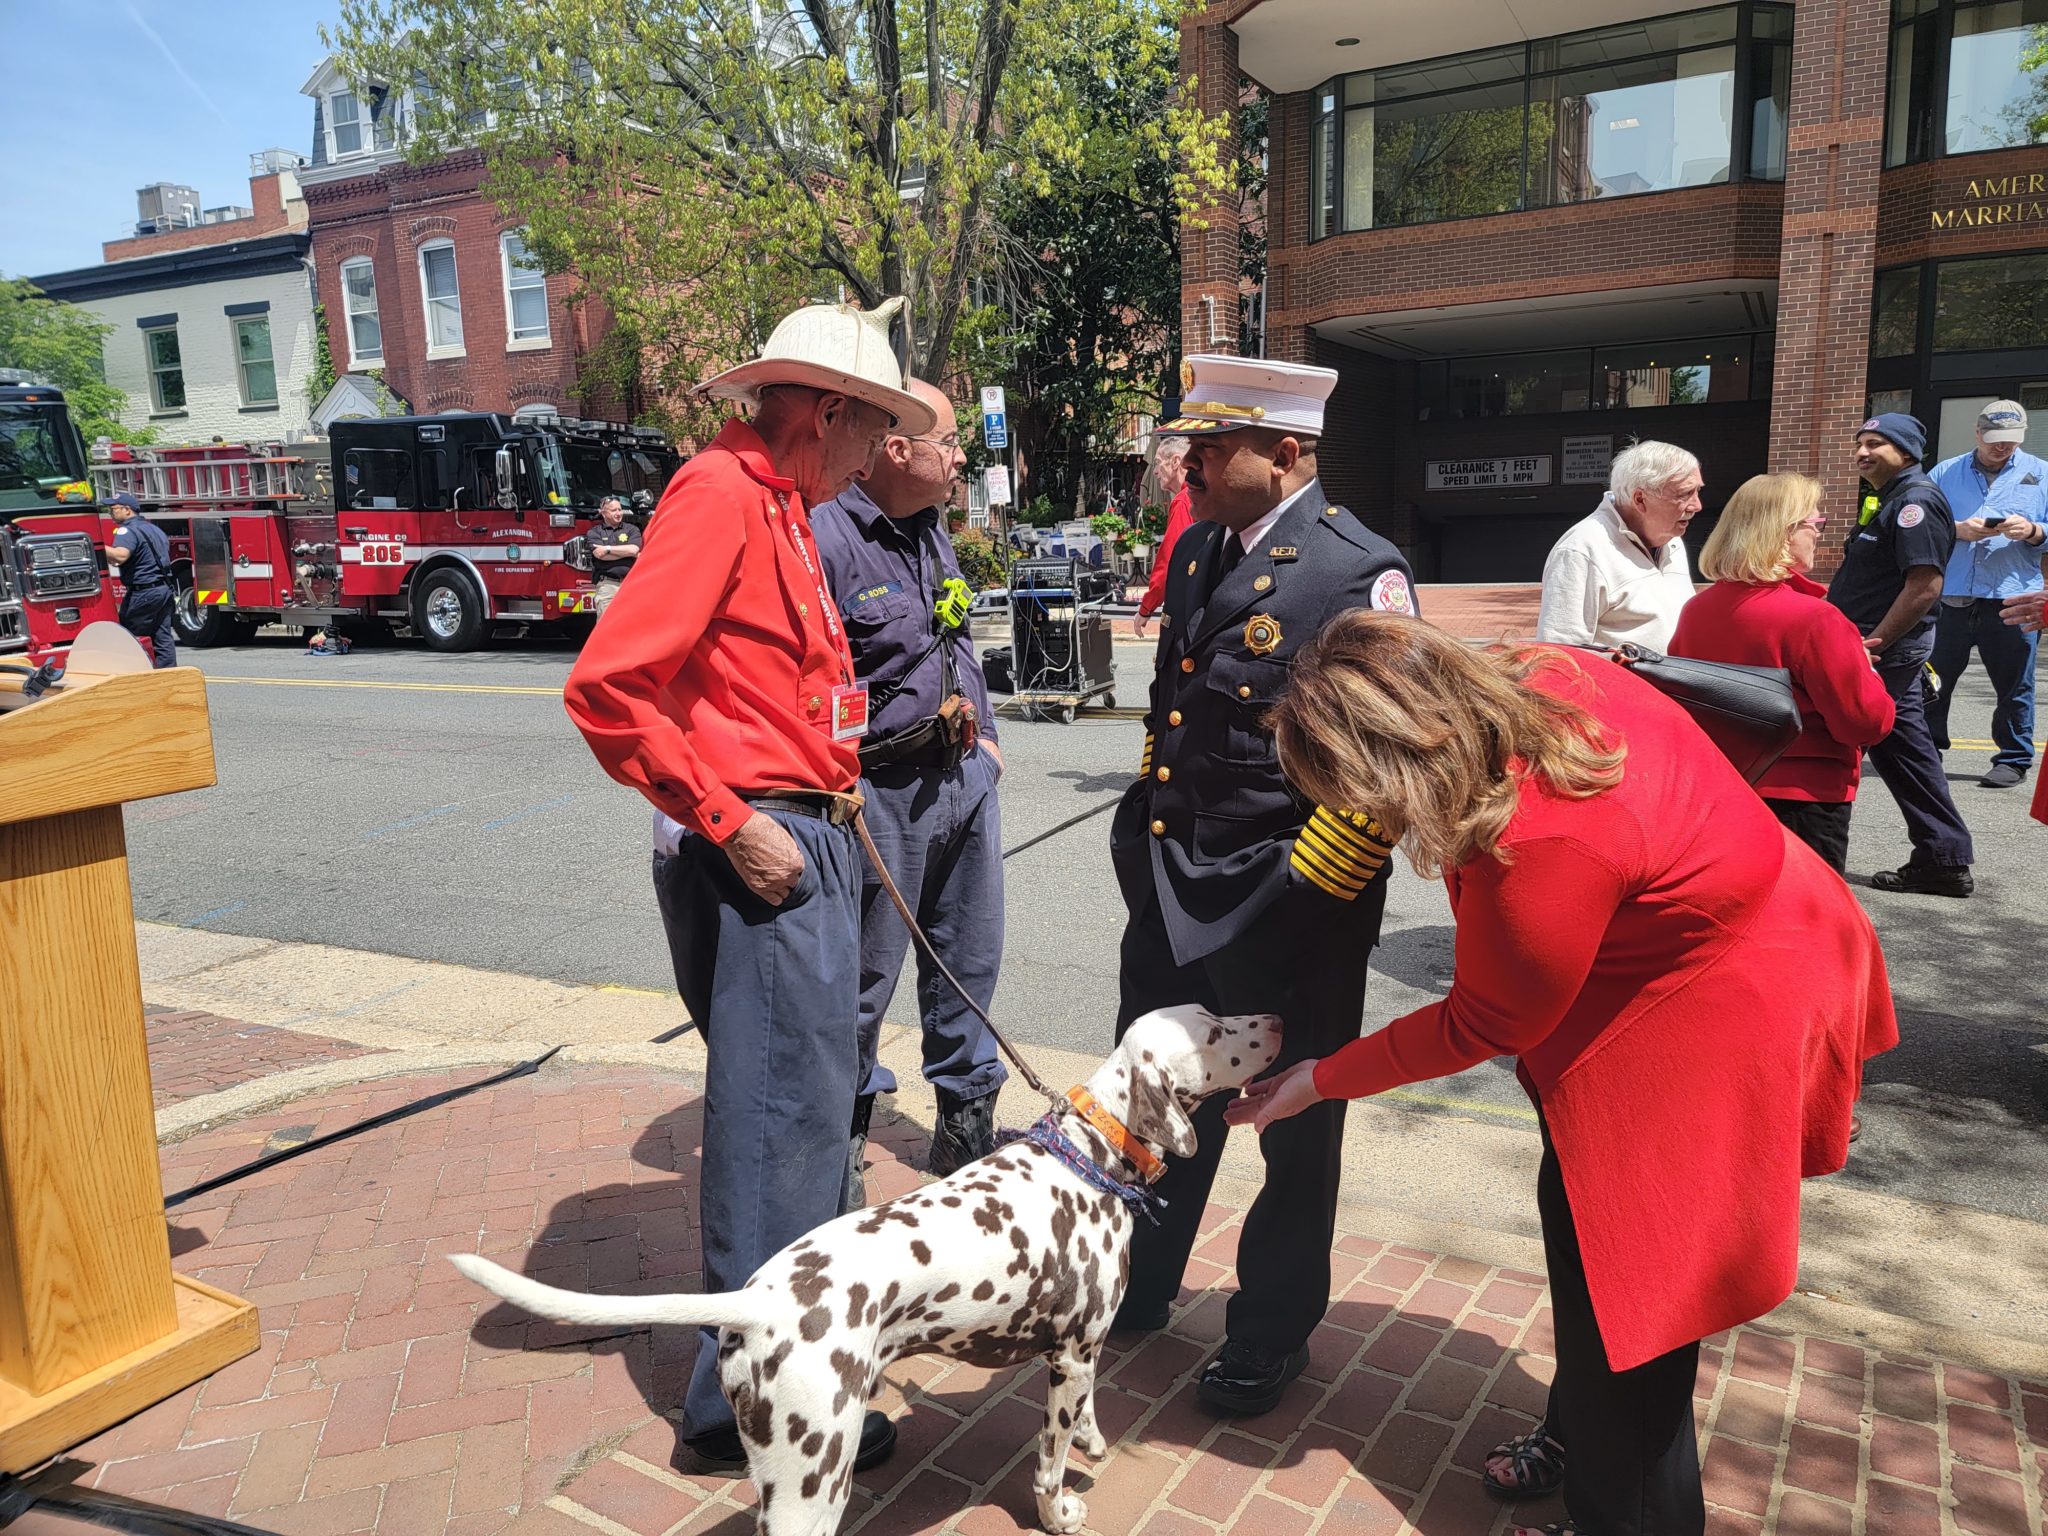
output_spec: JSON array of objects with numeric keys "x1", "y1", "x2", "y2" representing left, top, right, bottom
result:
[{"x1": 1483, "y1": 1421, "x2": 1566, "y2": 1501}]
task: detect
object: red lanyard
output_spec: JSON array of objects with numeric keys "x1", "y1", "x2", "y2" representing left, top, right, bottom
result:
[{"x1": 776, "y1": 491, "x2": 845, "y2": 649}]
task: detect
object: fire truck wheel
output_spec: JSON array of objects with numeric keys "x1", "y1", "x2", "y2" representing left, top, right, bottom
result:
[
  {"x1": 415, "y1": 569, "x2": 488, "y2": 651},
  {"x1": 174, "y1": 578, "x2": 238, "y2": 648}
]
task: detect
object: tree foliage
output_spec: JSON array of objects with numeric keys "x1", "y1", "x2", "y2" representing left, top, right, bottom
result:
[
  {"x1": 329, "y1": 0, "x2": 1230, "y2": 434},
  {"x1": 0, "y1": 279, "x2": 141, "y2": 444}
]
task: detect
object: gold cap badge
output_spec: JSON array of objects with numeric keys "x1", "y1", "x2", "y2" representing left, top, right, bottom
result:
[{"x1": 1244, "y1": 614, "x2": 1282, "y2": 656}]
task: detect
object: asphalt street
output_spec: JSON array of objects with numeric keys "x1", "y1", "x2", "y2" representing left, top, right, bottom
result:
[{"x1": 126, "y1": 627, "x2": 2047, "y2": 1224}]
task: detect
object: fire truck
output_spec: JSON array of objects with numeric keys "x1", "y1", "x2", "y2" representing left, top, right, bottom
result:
[
  {"x1": 0, "y1": 378, "x2": 126, "y2": 670},
  {"x1": 92, "y1": 412, "x2": 680, "y2": 650}
]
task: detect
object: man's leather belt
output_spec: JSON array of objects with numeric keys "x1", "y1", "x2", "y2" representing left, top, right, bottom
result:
[
  {"x1": 859, "y1": 719, "x2": 952, "y2": 771},
  {"x1": 742, "y1": 790, "x2": 862, "y2": 826}
]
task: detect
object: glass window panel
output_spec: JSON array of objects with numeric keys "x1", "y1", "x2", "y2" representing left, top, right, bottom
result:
[
  {"x1": 1529, "y1": 47, "x2": 1735, "y2": 206},
  {"x1": 235, "y1": 318, "x2": 277, "y2": 404},
  {"x1": 1887, "y1": 21, "x2": 1920, "y2": 166},
  {"x1": 1946, "y1": 0, "x2": 2048, "y2": 155},
  {"x1": 1533, "y1": 8, "x2": 1738, "y2": 72},
  {"x1": 331, "y1": 91, "x2": 363, "y2": 155},
  {"x1": 1369, "y1": 80, "x2": 1526, "y2": 228},
  {"x1": 1372, "y1": 45, "x2": 1525, "y2": 101},
  {"x1": 1310, "y1": 96, "x2": 1336, "y2": 238},
  {"x1": 421, "y1": 243, "x2": 463, "y2": 348},
  {"x1": 1752, "y1": 4, "x2": 1796, "y2": 41},
  {"x1": 145, "y1": 328, "x2": 184, "y2": 411},
  {"x1": 1593, "y1": 339, "x2": 1752, "y2": 407},
  {"x1": 1342, "y1": 107, "x2": 1376, "y2": 229},
  {"x1": 1933, "y1": 254, "x2": 2048, "y2": 351},
  {"x1": 342, "y1": 259, "x2": 382, "y2": 359},
  {"x1": 1871, "y1": 267, "x2": 1923, "y2": 357},
  {"x1": 1748, "y1": 36, "x2": 1791, "y2": 178},
  {"x1": 1423, "y1": 351, "x2": 1588, "y2": 419},
  {"x1": 503, "y1": 232, "x2": 550, "y2": 340}
]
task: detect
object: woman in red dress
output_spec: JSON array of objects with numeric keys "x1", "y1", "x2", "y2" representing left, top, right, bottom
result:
[{"x1": 1232, "y1": 613, "x2": 1898, "y2": 1536}]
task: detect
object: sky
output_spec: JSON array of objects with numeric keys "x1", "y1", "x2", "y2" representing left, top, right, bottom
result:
[{"x1": 1, "y1": 0, "x2": 337, "y2": 280}]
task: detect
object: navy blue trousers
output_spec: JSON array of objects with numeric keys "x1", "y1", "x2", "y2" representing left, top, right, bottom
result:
[
  {"x1": 652, "y1": 807, "x2": 862, "y2": 1440},
  {"x1": 853, "y1": 749, "x2": 1006, "y2": 1105},
  {"x1": 1868, "y1": 641, "x2": 1974, "y2": 869},
  {"x1": 119, "y1": 585, "x2": 177, "y2": 668},
  {"x1": 1930, "y1": 598, "x2": 2040, "y2": 773}
]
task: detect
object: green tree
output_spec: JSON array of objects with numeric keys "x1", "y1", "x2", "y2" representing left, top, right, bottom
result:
[
  {"x1": 0, "y1": 279, "x2": 139, "y2": 444},
  {"x1": 991, "y1": 9, "x2": 1188, "y2": 509},
  {"x1": 329, "y1": 0, "x2": 1230, "y2": 427}
]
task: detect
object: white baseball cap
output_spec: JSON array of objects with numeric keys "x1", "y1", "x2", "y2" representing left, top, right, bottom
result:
[
  {"x1": 1978, "y1": 400, "x2": 2028, "y2": 445},
  {"x1": 699, "y1": 296, "x2": 936, "y2": 435},
  {"x1": 1157, "y1": 354, "x2": 1339, "y2": 437}
]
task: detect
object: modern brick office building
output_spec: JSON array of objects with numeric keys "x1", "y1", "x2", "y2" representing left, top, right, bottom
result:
[{"x1": 1181, "y1": 0, "x2": 2048, "y2": 579}]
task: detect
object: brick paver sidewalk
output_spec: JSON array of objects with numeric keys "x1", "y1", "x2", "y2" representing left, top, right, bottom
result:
[
  {"x1": 46, "y1": 1058, "x2": 2046, "y2": 1535},
  {"x1": 145, "y1": 1004, "x2": 380, "y2": 1109}
]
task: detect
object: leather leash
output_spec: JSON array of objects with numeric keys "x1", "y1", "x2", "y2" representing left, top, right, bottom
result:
[{"x1": 850, "y1": 805, "x2": 1067, "y2": 1113}]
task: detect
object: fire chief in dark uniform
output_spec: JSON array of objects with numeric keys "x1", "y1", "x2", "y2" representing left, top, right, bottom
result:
[{"x1": 1109, "y1": 354, "x2": 1417, "y2": 1415}]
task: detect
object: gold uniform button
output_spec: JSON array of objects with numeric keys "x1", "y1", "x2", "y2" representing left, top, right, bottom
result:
[
  {"x1": 1180, "y1": 657, "x2": 1195, "y2": 673},
  {"x1": 1150, "y1": 819, "x2": 1166, "y2": 837},
  {"x1": 1186, "y1": 560, "x2": 1197, "y2": 575},
  {"x1": 1238, "y1": 685, "x2": 1252, "y2": 699},
  {"x1": 1155, "y1": 766, "x2": 1171, "y2": 783},
  {"x1": 1168, "y1": 710, "x2": 1182, "y2": 726}
]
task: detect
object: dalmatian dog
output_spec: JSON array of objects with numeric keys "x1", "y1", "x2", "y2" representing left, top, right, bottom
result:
[{"x1": 450, "y1": 1004, "x2": 1281, "y2": 1536}]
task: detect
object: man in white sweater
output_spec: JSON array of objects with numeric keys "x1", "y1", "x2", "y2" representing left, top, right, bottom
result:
[{"x1": 1536, "y1": 440, "x2": 1702, "y2": 650}]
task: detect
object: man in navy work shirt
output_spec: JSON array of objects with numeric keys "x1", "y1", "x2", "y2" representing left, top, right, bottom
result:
[
  {"x1": 104, "y1": 490, "x2": 178, "y2": 667},
  {"x1": 1928, "y1": 400, "x2": 2048, "y2": 790},
  {"x1": 1827, "y1": 413, "x2": 1974, "y2": 896},
  {"x1": 587, "y1": 494, "x2": 642, "y2": 606},
  {"x1": 811, "y1": 377, "x2": 1006, "y2": 1205}
]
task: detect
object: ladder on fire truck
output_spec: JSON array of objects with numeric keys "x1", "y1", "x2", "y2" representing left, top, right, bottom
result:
[{"x1": 91, "y1": 449, "x2": 316, "y2": 508}]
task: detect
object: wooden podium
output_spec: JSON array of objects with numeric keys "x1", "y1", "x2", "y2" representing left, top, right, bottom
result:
[{"x1": 0, "y1": 632, "x2": 258, "y2": 1472}]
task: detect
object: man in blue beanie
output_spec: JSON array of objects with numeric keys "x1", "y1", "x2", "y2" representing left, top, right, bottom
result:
[{"x1": 1826, "y1": 413, "x2": 1975, "y2": 896}]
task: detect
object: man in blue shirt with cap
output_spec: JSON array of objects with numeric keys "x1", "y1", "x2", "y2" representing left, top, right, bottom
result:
[
  {"x1": 103, "y1": 490, "x2": 178, "y2": 667},
  {"x1": 1827, "y1": 413, "x2": 1974, "y2": 895},
  {"x1": 811, "y1": 377, "x2": 1006, "y2": 1206},
  {"x1": 1928, "y1": 400, "x2": 2048, "y2": 790}
]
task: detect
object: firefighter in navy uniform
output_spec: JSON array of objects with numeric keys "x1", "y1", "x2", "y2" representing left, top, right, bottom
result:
[
  {"x1": 104, "y1": 490, "x2": 178, "y2": 667},
  {"x1": 1109, "y1": 354, "x2": 1417, "y2": 1415}
]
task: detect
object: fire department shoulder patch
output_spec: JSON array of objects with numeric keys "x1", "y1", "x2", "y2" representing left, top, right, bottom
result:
[
  {"x1": 1371, "y1": 569, "x2": 1414, "y2": 615},
  {"x1": 1898, "y1": 505, "x2": 1925, "y2": 528}
]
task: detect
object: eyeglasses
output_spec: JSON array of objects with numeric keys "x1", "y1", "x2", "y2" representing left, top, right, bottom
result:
[
  {"x1": 908, "y1": 432, "x2": 962, "y2": 452},
  {"x1": 1795, "y1": 514, "x2": 1827, "y2": 531}
]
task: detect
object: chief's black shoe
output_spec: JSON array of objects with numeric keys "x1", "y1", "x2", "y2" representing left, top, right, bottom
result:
[
  {"x1": 1196, "y1": 1338, "x2": 1310, "y2": 1415},
  {"x1": 1981, "y1": 763, "x2": 2027, "y2": 788},
  {"x1": 1869, "y1": 863, "x2": 1974, "y2": 897},
  {"x1": 1111, "y1": 1296, "x2": 1173, "y2": 1333},
  {"x1": 928, "y1": 1088, "x2": 997, "y2": 1176},
  {"x1": 844, "y1": 1092, "x2": 875, "y2": 1213},
  {"x1": 676, "y1": 1409, "x2": 897, "y2": 1476}
]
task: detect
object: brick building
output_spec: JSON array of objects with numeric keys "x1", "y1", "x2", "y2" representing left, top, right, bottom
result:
[
  {"x1": 1182, "y1": 0, "x2": 2048, "y2": 580},
  {"x1": 297, "y1": 58, "x2": 618, "y2": 422}
]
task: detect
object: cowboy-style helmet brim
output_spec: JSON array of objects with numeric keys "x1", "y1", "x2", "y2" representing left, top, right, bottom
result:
[{"x1": 698, "y1": 358, "x2": 939, "y2": 437}]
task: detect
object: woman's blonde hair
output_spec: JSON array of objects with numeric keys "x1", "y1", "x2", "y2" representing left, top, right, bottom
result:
[
  {"x1": 1269, "y1": 613, "x2": 1627, "y2": 877},
  {"x1": 1698, "y1": 472, "x2": 1822, "y2": 584}
]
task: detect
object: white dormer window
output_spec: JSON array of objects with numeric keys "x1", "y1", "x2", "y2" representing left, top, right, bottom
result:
[{"x1": 330, "y1": 90, "x2": 364, "y2": 157}]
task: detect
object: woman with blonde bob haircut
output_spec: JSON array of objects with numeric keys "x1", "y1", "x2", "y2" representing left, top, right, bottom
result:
[
  {"x1": 1230, "y1": 613, "x2": 1898, "y2": 1536},
  {"x1": 1671, "y1": 473, "x2": 1896, "y2": 874}
]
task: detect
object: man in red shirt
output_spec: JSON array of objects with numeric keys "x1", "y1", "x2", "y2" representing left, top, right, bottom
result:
[
  {"x1": 1132, "y1": 437, "x2": 1191, "y2": 640},
  {"x1": 565, "y1": 298, "x2": 936, "y2": 1477}
]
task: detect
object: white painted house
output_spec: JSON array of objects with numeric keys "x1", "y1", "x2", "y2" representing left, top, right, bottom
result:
[{"x1": 30, "y1": 232, "x2": 320, "y2": 444}]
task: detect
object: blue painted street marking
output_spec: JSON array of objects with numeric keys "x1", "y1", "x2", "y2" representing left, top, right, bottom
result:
[
  {"x1": 186, "y1": 901, "x2": 247, "y2": 927},
  {"x1": 362, "y1": 804, "x2": 460, "y2": 841},
  {"x1": 481, "y1": 793, "x2": 574, "y2": 831}
]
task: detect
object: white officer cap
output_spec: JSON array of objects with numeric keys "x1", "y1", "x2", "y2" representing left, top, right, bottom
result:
[{"x1": 1158, "y1": 354, "x2": 1339, "y2": 438}]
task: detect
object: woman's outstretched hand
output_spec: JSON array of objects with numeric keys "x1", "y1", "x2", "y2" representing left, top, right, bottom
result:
[{"x1": 1224, "y1": 1059, "x2": 1327, "y2": 1133}]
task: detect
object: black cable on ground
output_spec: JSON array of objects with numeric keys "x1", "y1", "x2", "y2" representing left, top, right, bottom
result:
[
  {"x1": 162, "y1": 1046, "x2": 565, "y2": 1210},
  {"x1": 159, "y1": 785, "x2": 1116, "y2": 1210},
  {"x1": 1, "y1": 1463, "x2": 280, "y2": 1535}
]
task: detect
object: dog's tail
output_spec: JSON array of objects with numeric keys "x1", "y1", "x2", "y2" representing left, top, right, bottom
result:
[{"x1": 448, "y1": 1253, "x2": 774, "y2": 1333}]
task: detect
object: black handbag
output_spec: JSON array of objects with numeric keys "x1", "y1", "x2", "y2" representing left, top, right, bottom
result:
[{"x1": 1589, "y1": 643, "x2": 1803, "y2": 786}]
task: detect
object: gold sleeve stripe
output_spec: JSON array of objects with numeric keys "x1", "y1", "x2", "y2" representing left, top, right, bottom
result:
[
  {"x1": 1291, "y1": 839, "x2": 1371, "y2": 896},
  {"x1": 1138, "y1": 733, "x2": 1154, "y2": 778},
  {"x1": 1309, "y1": 807, "x2": 1393, "y2": 860},
  {"x1": 1296, "y1": 824, "x2": 1383, "y2": 883},
  {"x1": 1292, "y1": 844, "x2": 1362, "y2": 900}
]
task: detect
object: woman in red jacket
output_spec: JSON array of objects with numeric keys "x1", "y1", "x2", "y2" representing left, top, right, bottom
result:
[
  {"x1": 1668, "y1": 473, "x2": 1896, "y2": 873},
  {"x1": 1232, "y1": 614, "x2": 1898, "y2": 1536},
  {"x1": 1132, "y1": 439, "x2": 1192, "y2": 639}
]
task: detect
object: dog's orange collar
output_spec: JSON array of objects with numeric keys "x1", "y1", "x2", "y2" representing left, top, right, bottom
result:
[{"x1": 1066, "y1": 1086, "x2": 1166, "y2": 1185}]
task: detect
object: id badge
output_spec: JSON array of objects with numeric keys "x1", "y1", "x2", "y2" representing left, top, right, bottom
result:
[{"x1": 830, "y1": 684, "x2": 870, "y2": 742}]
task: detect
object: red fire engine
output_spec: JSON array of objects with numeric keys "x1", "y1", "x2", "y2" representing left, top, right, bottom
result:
[
  {"x1": 0, "y1": 378, "x2": 128, "y2": 676},
  {"x1": 92, "y1": 412, "x2": 680, "y2": 650}
]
